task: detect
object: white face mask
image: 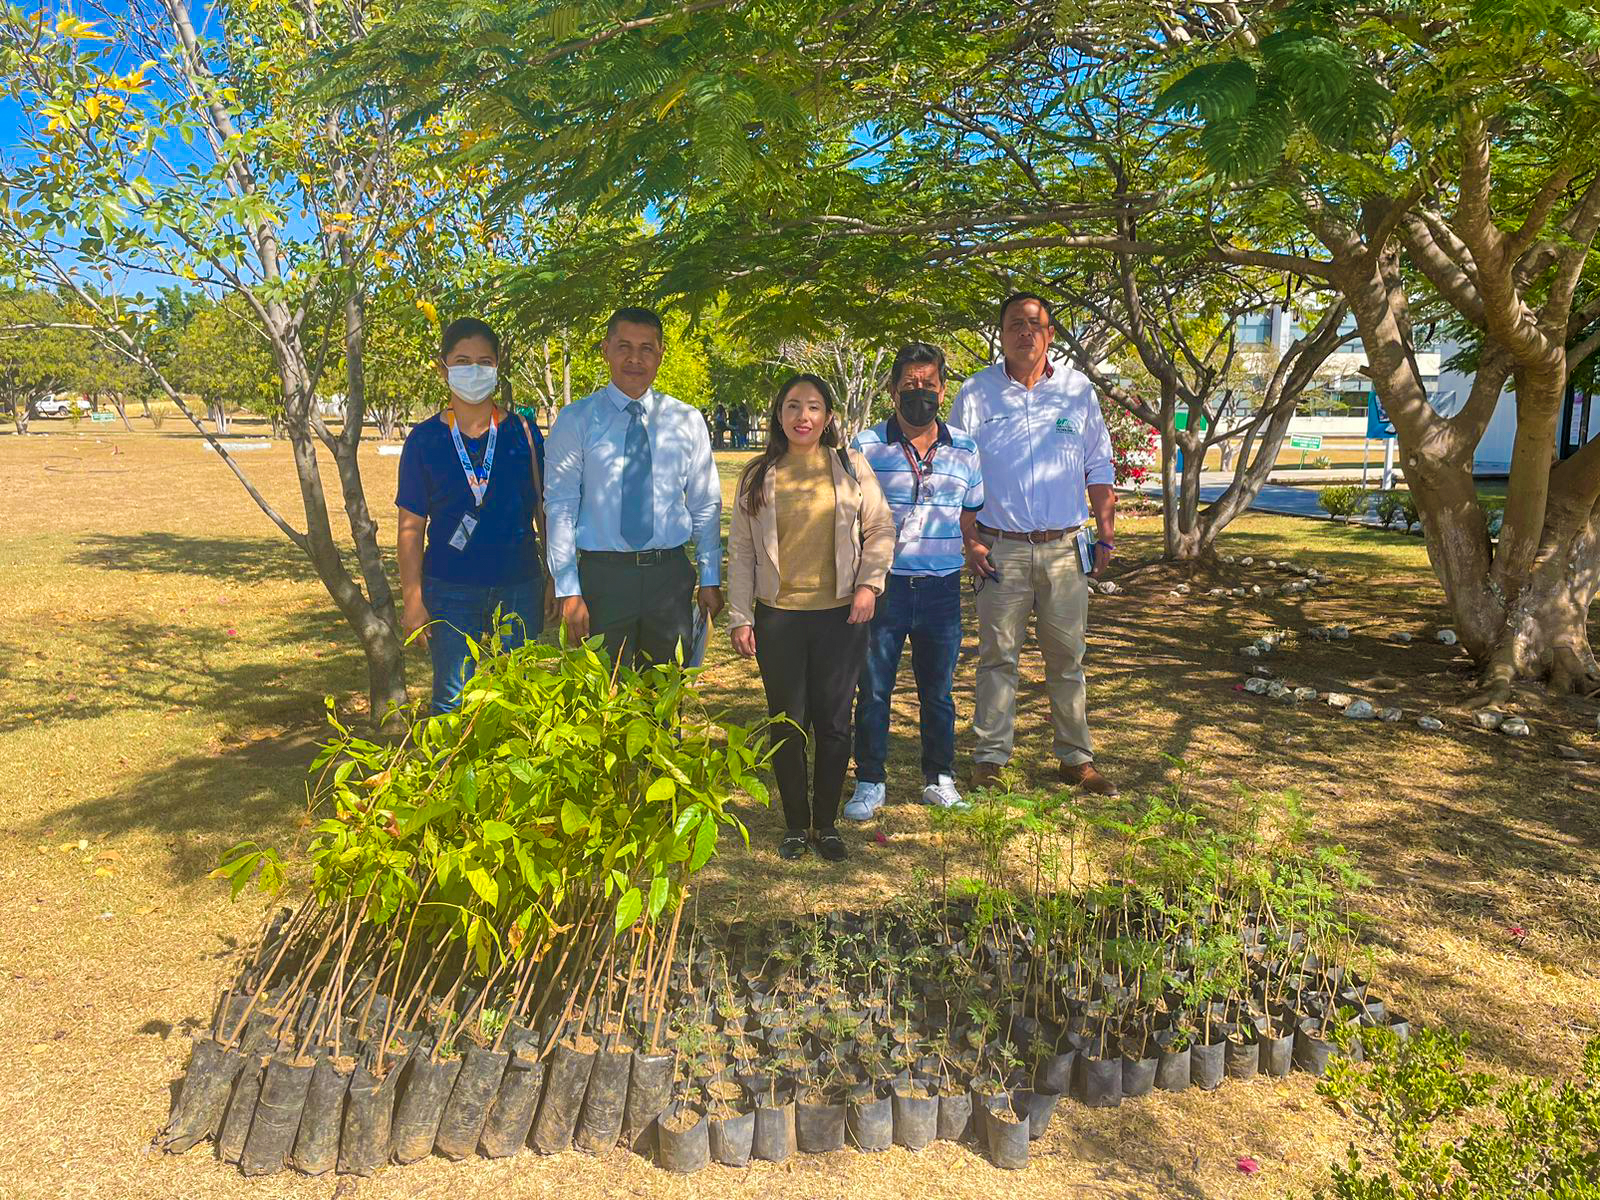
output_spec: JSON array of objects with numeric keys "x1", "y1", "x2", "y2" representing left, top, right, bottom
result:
[{"x1": 447, "y1": 364, "x2": 498, "y2": 405}]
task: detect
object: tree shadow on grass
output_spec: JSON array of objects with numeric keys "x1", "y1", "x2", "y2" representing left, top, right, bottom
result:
[
  {"x1": 22, "y1": 718, "x2": 329, "y2": 882},
  {"x1": 0, "y1": 603, "x2": 360, "y2": 736},
  {"x1": 9, "y1": 607, "x2": 425, "y2": 879},
  {"x1": 67, "y1": 531, "x2": 329, "y2": 585}
]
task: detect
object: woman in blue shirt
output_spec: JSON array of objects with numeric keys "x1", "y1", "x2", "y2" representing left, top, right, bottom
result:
[{"x1": 396, "y1": 317, "x2": 546, "y2": 714}]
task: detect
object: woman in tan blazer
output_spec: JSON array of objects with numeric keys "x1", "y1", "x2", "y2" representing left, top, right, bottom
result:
[{"x1": 728, "y1": 374, "x2": 895, "y2": 862}]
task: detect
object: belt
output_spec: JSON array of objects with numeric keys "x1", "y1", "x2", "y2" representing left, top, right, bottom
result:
[
  {"x1": 579, "y1": 545, "x2": 687, "y2": 566},
  {"x1": 976, "y1": 522, "x2": 1079, "y2": 545}
]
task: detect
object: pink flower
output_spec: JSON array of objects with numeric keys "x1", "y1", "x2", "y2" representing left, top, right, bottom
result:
[
  {"x1": 873, "y1": 831, "x2": 888, "y2": 845},
  {"x1": 1233, "y1": 683, "x2": 1246, "y2": 691},
  {"x1": 1238, "y1": 1156, "x2": 1260, "y2": 1175},
  {"x1": 1507, "y1": 924, "x2": 1527, "y2": 941},
  {"x1": 226, "y1": 628, "x2": 238, "y2": 636}
]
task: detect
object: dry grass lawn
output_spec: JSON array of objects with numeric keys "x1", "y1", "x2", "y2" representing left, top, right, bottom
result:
[{"x1": 2, "y1": 423, "x2": 1597, "y2": 1200}]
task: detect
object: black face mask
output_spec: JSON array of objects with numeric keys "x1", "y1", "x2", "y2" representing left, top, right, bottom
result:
[{"x1": 898, "y1": 387, "x2": 940, "y2": 428}]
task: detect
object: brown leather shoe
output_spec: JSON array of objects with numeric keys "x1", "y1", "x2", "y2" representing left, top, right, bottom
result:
[
  {"x1": 971, "y1": 761, "x2": 1004, "y2": 789},
  {"x1": 1060, "y1": 761, "x2": 1119, "y2": 796}
]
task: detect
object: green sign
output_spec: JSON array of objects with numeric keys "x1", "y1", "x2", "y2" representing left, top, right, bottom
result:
[
  {"x1": 90, "y1": 411, "x2": 115, "y2": 423},
  {"x1": 1289, "y1": 433, "x2": 1323, "y2": 450}
]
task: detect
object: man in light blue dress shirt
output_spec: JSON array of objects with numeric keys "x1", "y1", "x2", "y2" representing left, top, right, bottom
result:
[{"x1": 544, "y1": 307, "x2": 724, "y2": 668}]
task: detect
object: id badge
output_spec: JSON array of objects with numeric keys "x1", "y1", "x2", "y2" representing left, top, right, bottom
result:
[
  {"x1": 1076, "y1": 527, "x2": 1094, "y2": 575},
  {"x1": 899, "y1": 503, "x2": 928, "y2": 546},
  {"x1": 448, "y1": 511, "x2": 479, "y2": 552}
]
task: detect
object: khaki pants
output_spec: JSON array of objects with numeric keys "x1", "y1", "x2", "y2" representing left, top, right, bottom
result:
[{"x1": 973, "y1": 532, "x2": 1093, "y2": 767}]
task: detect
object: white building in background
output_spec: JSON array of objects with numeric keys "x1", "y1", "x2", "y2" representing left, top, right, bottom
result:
[{"x1": 1237, "y1": 306, "x2": 1596, "y2": 476}]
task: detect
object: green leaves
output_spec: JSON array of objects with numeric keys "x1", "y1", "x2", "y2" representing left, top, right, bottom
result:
[
  {"x1": 465, "y1": 865, "x2": 499, "y2": 907},
  {"x1": 297, "y1": 637, "x2": 776, "y2": 987},
  {"x1": 689, "y1": 812, "x2": 718, "y2": 872},
  {"x1": 1156, "y1": 20, "x2": 1393, "y2": 182},
  {"x1": 613, "y1": 886, "x2": 642, "y2": 934},
  {"x1": 210, "y1": 840, "x2": 286, "y2": 900},
  {"x1": 1156, "y1": 60, "x2": 1258, "y2": 123}
]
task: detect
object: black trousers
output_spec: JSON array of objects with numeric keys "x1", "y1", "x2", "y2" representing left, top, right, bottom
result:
[
  {"x1": 578, "y1": 549, "x2": 695, "y2": 670},
  {"x1": 754, "y1": 602, "x2": 869, "y2": 833}
]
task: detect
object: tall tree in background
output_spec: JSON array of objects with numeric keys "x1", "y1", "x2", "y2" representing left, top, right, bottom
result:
[
  {"x1": 168, "y1": 298, "x2": 280, "y2": 433},
  {"x1": 1155, "y1": 0, "x2": 1600, "y2": 694},
  {"x1": 0, "y1": 289, "x2": 81, "y2": 433},
  {"x1": 0, "y1": 0, "x2": 495, "y2": 722},
  {"x1": 337, "y1": 0, "x2": 1598, "y2": 695}
]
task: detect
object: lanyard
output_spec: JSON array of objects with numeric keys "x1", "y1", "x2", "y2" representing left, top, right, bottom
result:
[
  {"x1": 897, "y1": 436, "x2": 938, "y2": 506},
  {"x1": 447, "y1": 410, "x2": 498, "y2": 508}
]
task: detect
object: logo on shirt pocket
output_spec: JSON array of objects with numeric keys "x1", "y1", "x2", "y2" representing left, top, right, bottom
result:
[{"x1": 1055, "y1": 416, "x2": 1081, "y2": 436}]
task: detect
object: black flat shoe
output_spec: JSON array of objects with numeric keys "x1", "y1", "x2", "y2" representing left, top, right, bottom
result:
[
  {"x1": 815, "y1": 830, "x2": 847, "y2": 862},
  {"x1": 778, "y1": 832, "x2": 809, "y2": 861}
]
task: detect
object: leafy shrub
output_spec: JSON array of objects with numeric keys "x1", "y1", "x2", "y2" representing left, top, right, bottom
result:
[
  {"x1": 1374, "y1": 491, "x2": 1403, "y2": 527},
  {"x1": 1313, "y1": 455, "x2": 1334, "y2": 469},
  {"x1": 1319, "y1": 485, "x2": 1370, "y2": 519},
  {"x1": 1396, "y1": 491, "x2": 1419, "y2": 531},
  {"x1": 217, "y1": 624, "x2": 779, "y2": 1050},
  {"x1": 1317, "y1": 1028, "x2": 1600, "y2": 1200},
  {"x1": 1374, "y1": 491, "x2": 1419, "y2": 531}
]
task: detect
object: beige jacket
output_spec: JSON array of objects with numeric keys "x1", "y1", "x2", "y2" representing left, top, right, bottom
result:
[{"x1": 728, "y1": 447, "x2": 896, "y2": 629}]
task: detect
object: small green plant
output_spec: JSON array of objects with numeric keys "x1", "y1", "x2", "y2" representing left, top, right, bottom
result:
[
  {"x1": 1396, "y1": 491, "x2": 1419, "y2": 532},
  {"x1": 1374, "y1": 491, "x2": 1403, "y2": 528},
  {"x1": 1481, "y1": 497, "x2": 1506, "y2": 539},
  {"x1": 1319, "y1": 485, "x2": 1370, "y2": 519},
  {"x1": 1316, "y1": 1029, "x2": 1600, "y2": 1199}
]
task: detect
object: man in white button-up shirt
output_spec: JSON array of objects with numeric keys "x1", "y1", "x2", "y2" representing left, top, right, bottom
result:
[
  {"x1": 951, "y1": 293, "x2": 1119, "y2": 796},
  {"x1": 544, "y1": 307, "x2": 724, "y2": 668}
]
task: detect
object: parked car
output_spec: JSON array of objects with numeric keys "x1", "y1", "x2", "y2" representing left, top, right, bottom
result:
[{"x1": 33, "y1": 395, "x2": 91, "y2": 418}]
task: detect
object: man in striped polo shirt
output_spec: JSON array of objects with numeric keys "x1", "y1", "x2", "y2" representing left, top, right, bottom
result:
[{"x1": 844, "y1": 343, "x2": 984, "y2": 820}]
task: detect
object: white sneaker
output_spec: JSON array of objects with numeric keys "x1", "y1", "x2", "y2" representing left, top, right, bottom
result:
[
  {"x1": 843, "y1": 781, "x2": 886, "y2": 821},
  {"x1": 921, "y1": 775, "x2": 966, "y2": 810}
]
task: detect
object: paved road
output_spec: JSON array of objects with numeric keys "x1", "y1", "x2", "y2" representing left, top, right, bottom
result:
[{"x1": 1132, "y1": 480, "x2": 1389, "y2": 523}]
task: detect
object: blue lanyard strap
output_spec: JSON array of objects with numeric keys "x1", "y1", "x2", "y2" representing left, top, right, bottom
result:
[{"x1": 448, "y1": 411, "x2": 498, "y2": 507}]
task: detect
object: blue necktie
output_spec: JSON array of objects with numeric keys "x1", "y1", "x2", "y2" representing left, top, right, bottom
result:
[{"x1": 620, "y1": 399, "x2": 654, "y2": 549}]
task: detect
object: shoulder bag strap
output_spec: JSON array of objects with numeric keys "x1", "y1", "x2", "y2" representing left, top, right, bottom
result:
[{"x1": 514, "y1": 411, "x2": 549, "y2": 551}]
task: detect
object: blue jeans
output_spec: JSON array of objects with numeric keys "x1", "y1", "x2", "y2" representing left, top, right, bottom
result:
[
  {"x1": 853, "y1": 572, "x2": 962, "y2": 785},
  {"x1": 422, "y1": 575, "x2": 543, "y2": 714}
]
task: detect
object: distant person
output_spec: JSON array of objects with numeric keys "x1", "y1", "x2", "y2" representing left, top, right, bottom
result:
[
  {"x1": 846, "y1": 342, "x2": 983, "y2": 821},
  {"x1": 732, "y1": 401, "x2": 750, "y2": 448},
  {"x1": 713, "y1": 402, "x2": 728, "y2": 450},
  {"x1": 727, "y1": 374, "x2": 895, "y2": 862},
  {"x1": 396, "y1": 317, "x2": 547, "y2": 714},
  {"x1": 952, "y1": 293, "x2": 1118, "y2": 795},
  {"x1": 543, "y1": 306, "x2": 723, "y2": 669}
]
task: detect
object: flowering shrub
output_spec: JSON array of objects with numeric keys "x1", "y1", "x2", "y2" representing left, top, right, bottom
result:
[{"x1": 1101, "y1": 397, "x2": 1158, "y2": 488}]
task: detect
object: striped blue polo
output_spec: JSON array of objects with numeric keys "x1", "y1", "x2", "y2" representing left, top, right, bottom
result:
[{"x1": 851, "y1": 417, "x2": 985, "y2": 576}]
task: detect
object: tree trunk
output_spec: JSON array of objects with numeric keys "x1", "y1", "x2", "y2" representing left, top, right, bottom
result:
[
  {"x1": 1165, "y1": 428, "x2": 1209, "y2": 560},
  {"x1": 109, "y1": 393, "x2": 134, "y2": 432},
  {"x1": 281, "y1": 405, "x2": 407, "y2": 724},
  {"x1": 329, "y1": 290, "x2": 407, "y2": 727},
  {"x1": 1484, "y1": 498, "x2": 1600, "y2": 697},
  {"x1": 561, "y1": 331, "x2": 571, "y2": 410}
]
